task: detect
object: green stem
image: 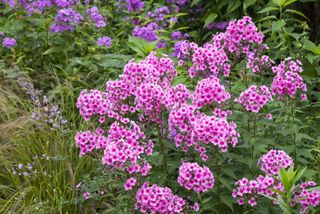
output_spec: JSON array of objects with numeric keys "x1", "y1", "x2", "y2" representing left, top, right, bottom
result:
[
  {"x1": 158, "y1": 127, "x2": 168, "y2": 178},
  {"x1": 211, "y1": 145, "x2": 221, "y2": 210},
  {"x1": 252, "y1": 113, "x2": 257, "y2": 165},
  {"x1": 291, "y1": 103, "x2": 297, "y2": 164},
  {"x1": 197, "y1": 192, "x2": 203, "y2": 214}
]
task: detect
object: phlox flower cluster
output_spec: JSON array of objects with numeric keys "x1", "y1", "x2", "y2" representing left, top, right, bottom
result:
[
  {"x1": 174, "y1": 16, "x2": 271, "y2": 77},
  {"x1": 76, "y1": 89, "x2": 109, "y2": 121},
  {"x1": 189, "y1": 43, "x2": 230, "y2": 78},
  {"x1": 235, "y1": 85, "x2": 272, "y2": 113},
  {"x1": 75, "y1": 129, "x2": 107, "y2": 156},
  {"x1": 97, "y1": 36, "x2": 112, "y2": 48},
  {"x1": 271, "y1": 59, "x2": 307, "y2": 101},
  {"x1": 293, "y1": 181, "x2": 320, "y2": 214},
  {"x1": 2, "y1": 37, "x2": 16, "y2": 48},
  {"x1": 102, "y1": 121, "x2": 154, "y2": 176},
  {"x1": 168, "y1": 105, "x2": 239, "y2": 160},
  {"x1": 132, "y1": 3, "x2": 185, "y2": 48},
  {"x1": 212, "y1": 16, "x2": 263, "y2": 54},
  {"x1": 172, "y1": 40, "x2": 196, "y2": 60},
  {"x1": 132, "y1": 23, "x2": 159, "y2": 42},
  {"x1": 171, "y1": 31, "x2": 182, "y2": 40},
  {"x1": 51, "y1": 8, "x2": 83, "y2": 32},
  {"x1": 193, "y1": 76, "x2": 230, "y2": 108},
  {"x1": 55, "y1": 0, "x2": 77, "y2": 8},
  {"x1": 124, "y1": 177, "x2": 137, "y2": 190},
  {"x1": 125, "y1": 0, "x2": 144, "y2": 12},
  {"x1": 232, "y1": 175, "x2": 282, "y2": 206},
  {"x1": 233, "y1": 150, "x2": 319, "y2": 213},
  {"x1": 87, "y1": 6, "x2": 106, "y2": 28},
  {"x1": 192, "y1": 114, "x2": 239, "y2": 153},
  {"x1": 167, "y1": 0, "x2": 187, "y2": 5},
  {"x1": 177, "y1": 162, "x2": 214, "y2": 193},
  {"x1": 135, "y1": 182, "x2": 186, "y2": 213},
  {"x1": 211, "y1": 16, "x2": 272, "y2": 73},
  {"x1": 76, "y1": 52, "x2": 179, "y2": 125},
  {"x1": 257, "y1": 149, "x2": 294, "y2": 175},
  {"x1": 134, "y1": 83, "x2": 165, "y2": 124},
  {"x1": 168, "y1": 104, "x2": 200, "y2": 153},
  {"x1": 163, "y1": 84, "x2": 191, "y2": 109}
]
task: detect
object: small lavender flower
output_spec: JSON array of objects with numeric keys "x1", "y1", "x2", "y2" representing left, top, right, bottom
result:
[
  {"x1": 97, "y1": 36, "x2": 112, "y2": 48},
  {"x1": 2, "y1": 37, "x2": 16, "y2": 48},
  {"x1": 156, "y1": 40, "x2": 166, "y2": 49},
  {"x1": 132, "y1": 25, "x2": 158, "y2": 42},
  {"x1": 51, "y1": 8, "x2": 83, "y2": 32},
  {"x1": 171, "y1": 31, "x2": 182, "y2": 40},
  {"x1": 87, "y1": 6, "x2": 106, "y2": 28},
  {"x1": 207, "y1": 21, "x2": 229, "y2": 31},
  {"x1": 126, "y1": 0, "x2": 144, "y2": 12}
]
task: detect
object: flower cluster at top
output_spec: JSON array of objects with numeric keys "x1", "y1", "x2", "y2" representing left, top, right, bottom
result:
[
  {"x1": 178, "y1": 162, "x2": 214, "y2": 193},
  {"x1": 257, "y1": 149, "x2": 294, "y2": 175},
  {"x1": 271, "y1": 58, "x2": 307, "y2": 101},
  {"x1": 232, "y1": 150, "x2": 319, "y2": 213},
  {"x1": 174, "y1": 16, "x2": 273, "y2": 77},
  {"x1": 135, "y1": 182, "x2": 186, "y2": 213},
  {"x1": 235, "y1": 85, "x2": 273, "y2": 113}
]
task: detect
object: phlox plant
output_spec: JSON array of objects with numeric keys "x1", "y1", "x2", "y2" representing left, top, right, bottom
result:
[{"x1": 75, "y1": 16, "x2": 319, "y2": 213}]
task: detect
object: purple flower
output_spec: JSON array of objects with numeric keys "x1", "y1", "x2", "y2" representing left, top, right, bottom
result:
[
  {"x1": 97, "y1": 36, "x2": 112, "y2": 48},
  {"x1": 54, "y1": 0, "x2": 76, "y2": 8},
  {"x1": 126, "y1": 0, "x2": 144, "y2": 12},
  {"x1": 132, "y1": 26, "x2": 158, "y2": 42},
  {"x1": 87, "y1": 6, "x2": 106, "y2": 28},
  {"x1": 207, "y1": 21, "x2": 229, "y2": 30},
  {"x1": 156, "y1": 40, "x2": 166, "y2": 49},
  {"x1": 51, "y1": 8, "x2": 83, "y2": 32},
  {"x1": 2, "y1": 37, "x2": 16, "y2": 48},
  {"x1": 171, "y1": 31, "x2": 182, "y2": 40}
]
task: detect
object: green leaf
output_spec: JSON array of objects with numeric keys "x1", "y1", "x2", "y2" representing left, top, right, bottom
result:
[
  {"x1": 204, "y1": 13, "x2": 218, "y2": 28},
  {"x1": 272, "y1": 0, "x2": 281, "y2": 6},
  {"x1": 272, "y1": 20, "x2": 285, "y2": 32},
  {"x1": 294, "y1": 167, "x2": 307, "y2": 183},
  {"x1": 279, "y1": 168, "x2": 290, "y2": 193},
  {"x1": 284, "y1": 9, "x2": 309, "y2": 20},
  {"x1": 258, "y1": 6, "x2": 279, "y2": 13},
  {"x1": 191, "y1": 0, "x2": 202, "y2": 7},
  {"x1": 42, "y1": 47, "x2": 64, "y2": 55},
  {"x1": 227, "y1": 0, "x2": 242, "y2": 14},
  {"x1": 219, "y1": 177, "x2": 232, "y2": 190},
  {"x1": 303, "y1": 40, "x2": 320, "y2": 55},
  {"x1": 243, "y1": 0, "x2": 257, "y2": 11},
  {"x1": 283, "y1": 0, "x2": 297, "y2": 7},
  {"x1": 221, "y1": 195, "x2": 234, "y2": 211},
  {"x1": 222, "y1": 168, "x2": 237, "y2": 179}
]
